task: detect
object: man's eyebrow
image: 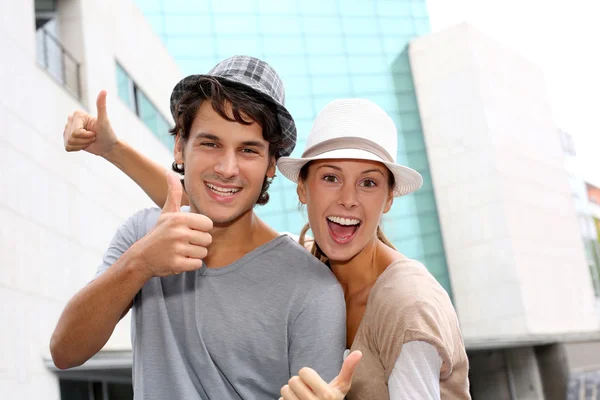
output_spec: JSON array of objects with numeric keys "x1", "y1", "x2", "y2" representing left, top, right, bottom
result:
[
  {"x1": 241, "y1": 140, "x2": 266, "y2": 149},
  {"x1": 193, "y1": 132, "x2": 220, "y2": 141}
]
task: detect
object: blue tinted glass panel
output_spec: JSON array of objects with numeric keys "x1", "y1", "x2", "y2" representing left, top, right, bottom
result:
[
  {"x1": 134, "y1": 0, "x2": 453, "y2": 296},
  {"x1": 116, "y1": 63, "x2": 135, "y2": 111}
]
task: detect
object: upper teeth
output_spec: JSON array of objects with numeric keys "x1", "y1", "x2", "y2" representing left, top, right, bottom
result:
[
  {"x1": 327, "y1": 216, "x2": 360, "y2": 226},
  {"x1": 207, "y1": 183, "x2": 240, "y2": 194}
]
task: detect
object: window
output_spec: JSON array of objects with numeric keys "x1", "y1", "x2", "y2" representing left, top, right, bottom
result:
[
  {"x1": 34, "y1": 0, "x2": 81, "y2": 98},
  {"x1": 558, "y1": 130, "x2": 576, "y2": 157},
  {"x1": 115, "y1": 63, "x2": 173, "y2": 150},
  {"x1": 60, "y1": 379, "x2": 133, "y2": 400},
  {"x1": 116, "y1": 64, "x2": 135, "y2": 111}
]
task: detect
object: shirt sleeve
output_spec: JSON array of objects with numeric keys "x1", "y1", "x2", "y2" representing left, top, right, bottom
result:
[
  {"x1": 93, "y1": 209, "x2": 152, "y2": 280},
  {"x1": 388, "y1": 341, "x2": 442, "y2": 400},
  {"x1": 288, "y1": 283, "x2": 346, "y2": 382},
  {"x1": 369, "y1": 263, "x2": 459, "y2": 382}
]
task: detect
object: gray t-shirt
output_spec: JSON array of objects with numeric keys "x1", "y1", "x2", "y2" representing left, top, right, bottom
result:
[{"x1": 97, "y1": 208, "x2": 346, "y2": 400}]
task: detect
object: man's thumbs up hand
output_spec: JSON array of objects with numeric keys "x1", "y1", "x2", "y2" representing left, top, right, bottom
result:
[{"x1": 133, "y1": 172, "x2": 213, "y2": 279}]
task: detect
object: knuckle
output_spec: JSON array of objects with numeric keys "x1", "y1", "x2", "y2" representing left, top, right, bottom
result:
[
  {"x1": 173, "y1": 241, "x2": 185, "y2": 255},
  {"x1": 324, "y1": 393, "x2": 335, "y2": 400},
  {"x1": 165, "y1": 213, "x2": 180, "y2": 226},
  {"x1": 173, "y1": 213, "x2": 186, "y2": 224}
]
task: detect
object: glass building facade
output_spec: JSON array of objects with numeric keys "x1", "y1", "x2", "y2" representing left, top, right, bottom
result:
[{"x1": 133, "y1": 0, "x2": 452, "y2": 294}]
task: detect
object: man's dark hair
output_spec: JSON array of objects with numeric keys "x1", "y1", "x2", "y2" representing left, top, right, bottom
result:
[{"x1": 169, "y1": 76, "x2": 285, "y2": 206}]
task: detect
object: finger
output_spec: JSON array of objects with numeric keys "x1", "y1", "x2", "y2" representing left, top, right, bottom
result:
[
  {"x1": 96, "y1": 90, "x2": 108, "y2": 121},
  {"x1": 67, "y1": 137, "x2": 95, "y2": 147},
  {"x1": 71, "y1": 112, "x2": 86, "y2": 132},
  {"x1": 181, "y1": 244, "x2": 208, "y2": 260},
  {"x1": 71, "y1": 129, "x2": 95, "y2": 139},
  {"x1": 280, "y1": 385, "x2": 300, "y2": 400},
  {"x1": 65, "y1": 143, "x2": 92, "y2": 152},
  {"x1": 174, "y1": 256, "x2": 203, "y2": 273},
  {"x1": 288, "y1": 376, "x2": 318, "y2": 400},
  {"x1": 186, "y1": 213, "x2": 214, "y2": 232},
  {"x1": 297, "y1": 368, "x2": 329, "y2": 397},
  {"x1": 334, "y1": 351, "x2": 363, "y2": 392},
  {"x1": 187, "y1": 231, "x2": 212, "y2": 247},
  {"x1": 162, "y1": 171, "x2": 183, "y2": 213}
]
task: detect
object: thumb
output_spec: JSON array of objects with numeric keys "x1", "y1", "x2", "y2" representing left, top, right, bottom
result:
[
  {"x1": 162, "y1": 172, "x2": 183, "y2": 213},
  {"x1": 96, "y1": 90, "x2": 108, "y2": 121},
  {"x1": 333, "y1": 351, "x2": 362, "y2": 392}
]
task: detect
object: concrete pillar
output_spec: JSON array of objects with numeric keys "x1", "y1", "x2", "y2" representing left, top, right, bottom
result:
[
  {"x1": 468, "y1": 350, "x2": 512, "y2": 400},
  {"x1": 504, "y1": 347, "x2": 545, "y2": 400},
  {"x1": 535, "y1": 344, "x2": 569, "y2": 400}
]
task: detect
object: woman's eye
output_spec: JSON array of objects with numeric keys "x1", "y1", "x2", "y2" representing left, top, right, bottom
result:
[
  {"x1": 361, "y1": 179, "x2": 377, "y2": 187},
  {"x1": 323, "y1": 175, "x2": 338, "y2": 183}
]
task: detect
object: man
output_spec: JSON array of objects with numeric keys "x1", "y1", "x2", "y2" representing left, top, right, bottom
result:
[{"x1": 51, "y1": 56, "x2": 346, "y2": 399}]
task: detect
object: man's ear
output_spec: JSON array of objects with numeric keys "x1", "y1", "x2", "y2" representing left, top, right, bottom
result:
[
  {"x1": 266, "y1": 157, "x2": 276, "y2": 178},
  {"x1": 174, "y1": 132, "x2": 184, "y2": 165}
]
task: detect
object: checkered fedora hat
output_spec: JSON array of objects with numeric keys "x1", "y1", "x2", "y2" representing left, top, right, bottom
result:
[{"x1": 170, "y1": 56, "x2": 296, "y2": 157}]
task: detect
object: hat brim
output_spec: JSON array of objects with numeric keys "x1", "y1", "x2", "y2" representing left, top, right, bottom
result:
[
  {"x1": 170, "y1": 75, "x2": 297, "y2": 157},
  {"x1": 277, "y1": 149, "x2": 423, "y2": 197}
]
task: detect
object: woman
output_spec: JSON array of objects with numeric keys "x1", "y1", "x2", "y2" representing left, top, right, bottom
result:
[{"x1": 64, "y1": 95, "x2": 470, "y2": 399}]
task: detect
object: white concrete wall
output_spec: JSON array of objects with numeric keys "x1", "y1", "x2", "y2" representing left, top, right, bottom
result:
[
  {"x1": 590, "y1": 203, "x2": 600, "y2": 220},
  {"x1": 0, "y1": 0, "x2": 181, "y2": 397},
  {"x1": 409, "y1": 23, "x2": 599, "y2": 342}
]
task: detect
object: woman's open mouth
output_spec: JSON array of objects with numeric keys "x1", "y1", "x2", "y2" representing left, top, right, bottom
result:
[{"x1": 326, "y1": 216, "x2": 361, "y2": 244}]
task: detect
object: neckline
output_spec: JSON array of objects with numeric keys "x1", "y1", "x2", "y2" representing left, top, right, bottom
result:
[{"x1": 197, "y1": 235, "x2": 291, "y2": 276}]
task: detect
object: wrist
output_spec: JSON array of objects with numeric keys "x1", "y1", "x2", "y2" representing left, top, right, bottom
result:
[
  {"x1": 122, "y1": 242, "x2": 154, "y2": 283},
  {"x1": 102, "y1": 138, "x2": 127, "y2": 163}
]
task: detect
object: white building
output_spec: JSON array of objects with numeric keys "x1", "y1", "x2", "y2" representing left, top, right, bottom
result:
[
  {"x1": 0, "y1": 0, "x2": 179, "y2": 397},
  {"x1": 410, "y1": 23, "x2": 600, "y2": 399}
]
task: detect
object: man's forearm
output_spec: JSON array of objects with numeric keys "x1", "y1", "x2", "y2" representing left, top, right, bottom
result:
[{"x1": 50, "y1": 248, "x2": 150, "y2": 369}]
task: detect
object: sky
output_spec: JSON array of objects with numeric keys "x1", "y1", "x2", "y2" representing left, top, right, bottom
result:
[{"x1": 426, "y1": 0, "x2": 600, "y2": 185}]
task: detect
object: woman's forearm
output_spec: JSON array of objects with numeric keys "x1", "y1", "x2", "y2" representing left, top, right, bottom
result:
[{"x1": 103, "y1": 139, "x2": 189, "y2": 208}]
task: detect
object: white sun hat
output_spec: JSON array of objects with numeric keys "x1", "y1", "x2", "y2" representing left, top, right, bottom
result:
[{"x1": 277, "y1": 98, "x2": 423, "y2": 197}]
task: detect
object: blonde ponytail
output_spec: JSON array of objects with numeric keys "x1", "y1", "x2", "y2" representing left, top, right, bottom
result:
[
  {"x1": 377, "y1": 226, "x2": 396, "y2": 250},
  {"x1": 299, "y1": 223, "x2": 329, "y2": 265}
]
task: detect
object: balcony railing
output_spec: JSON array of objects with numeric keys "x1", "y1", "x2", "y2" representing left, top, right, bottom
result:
[{"x1": 36, "y1": 27, "x2": 81, "y2": 99}]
